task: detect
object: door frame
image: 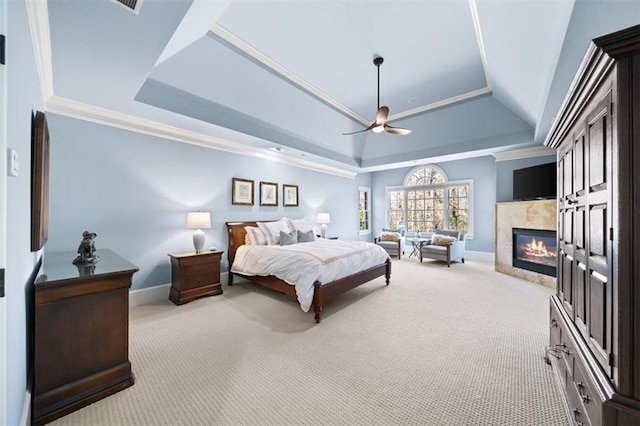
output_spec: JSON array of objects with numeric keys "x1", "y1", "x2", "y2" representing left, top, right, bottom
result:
[{"x1": 0, "y1": 0, "x2": 8, "y2": 423}]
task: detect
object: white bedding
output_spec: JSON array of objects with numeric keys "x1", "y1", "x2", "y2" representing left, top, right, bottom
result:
[{"x1": 231, "y1": 239, "x2": 390, "y2": 312}]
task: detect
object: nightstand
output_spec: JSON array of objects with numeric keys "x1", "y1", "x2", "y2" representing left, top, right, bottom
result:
[{"x1": 168, "y1": 250, "x2": 223, "y2": 305}]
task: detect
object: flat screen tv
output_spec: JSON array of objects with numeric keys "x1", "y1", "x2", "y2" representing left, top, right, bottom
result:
[{"x1": 513, "y1": 162, "x2": 557, "y2": 201}]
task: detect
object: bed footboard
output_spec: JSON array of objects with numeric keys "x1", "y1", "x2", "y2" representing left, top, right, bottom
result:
[{"x1": 312, "y1": 258, "x2": 391, "y2": 323}]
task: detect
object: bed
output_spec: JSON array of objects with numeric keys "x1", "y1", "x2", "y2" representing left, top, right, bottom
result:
[{"x1": 226, "y1": 221, "x2": 391, "y2": 323}]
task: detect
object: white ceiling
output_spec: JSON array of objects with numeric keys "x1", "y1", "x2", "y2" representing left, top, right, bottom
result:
[{"x1": 36, "y1": 0, "x2": 639, "y2": 176}]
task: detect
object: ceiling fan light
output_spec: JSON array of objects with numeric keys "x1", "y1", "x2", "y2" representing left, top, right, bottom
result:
[{"x1": 372, "y1": 124, "x2": 385, "y2": 133}]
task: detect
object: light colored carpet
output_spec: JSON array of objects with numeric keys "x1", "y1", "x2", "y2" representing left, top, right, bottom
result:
[{"x1": 51, "y1": 253, "x2": 567, "y2": 426}]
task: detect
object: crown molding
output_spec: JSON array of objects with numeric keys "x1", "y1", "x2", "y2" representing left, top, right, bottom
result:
[
  {"x1": 492, "y1": 145, "x2": 556, "y2": 162},
  {"x1": 26, "y1": 0, "x2": 54, "y2": 103},
  {"x1": 45, "y1": 95, "x2": 358, "y2": 179},
  {"x1": 210, "y1": 23, "x2": 370, "y2": 127},
  {"x1": 388, "y1": 86, "x2": 492, "y2": 122},
  {"x1": 468, "y1": 0, "x2": 492, "y2": 91}
]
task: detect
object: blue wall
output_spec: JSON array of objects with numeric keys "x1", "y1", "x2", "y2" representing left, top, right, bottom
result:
[
  {"x1": 496, "y1": 155, "x2": 557, "y2": 202},
  {"x1": 46, "y1": 114, "x2": 372, "y2": 290},
  {"x1": 371, "y1": 156, "x2": 497, "y2": 252},
  {"x1": 5, "y1": 1, "x2": 45, "y2": 424}
]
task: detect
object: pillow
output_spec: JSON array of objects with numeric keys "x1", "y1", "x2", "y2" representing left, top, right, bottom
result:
[
  {"x1": 280, "y1": 230, "x2": 298, "y2": 246},
  {"x1": 244, "y1": 234, "x2": 252, "y2": 245},
  {"x1": 288, "y1": 218, "x2": 314, "y2": 234},
  {"x1": 380, "y1": 231, "x2": 401, "y2": 242},
  {"x1": 257, "y1": 219, "x2": 291, "y2": 245},
  {"x1": 244, "y1": 226, "x2": 267, "y2": 246},
  {"x1": 297, "y1": 229, "x2": 315, "y2": 243},
  {"x1": 431, "y1": 234, "x2": 457, "y2": 246}
]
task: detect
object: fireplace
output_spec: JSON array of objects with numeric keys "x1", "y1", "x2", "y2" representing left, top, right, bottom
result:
[{"x1": 512, "y1": 228, "x2": 557, "y2": 277}]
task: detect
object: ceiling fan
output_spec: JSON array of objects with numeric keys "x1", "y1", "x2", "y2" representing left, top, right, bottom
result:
[{"x1": 343, "y1": 57, "x2": 412, "y2": 136}]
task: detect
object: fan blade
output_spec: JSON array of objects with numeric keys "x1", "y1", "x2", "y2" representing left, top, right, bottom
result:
[
  {"x1": 342, "y1": 128, "x2": 370, "y2": 136},
  {"x1": 384, "y1": 123, "x2": 412, "y2": 135},
  {"x1": 376, "y1": 106, "x2": 389, "y2": 124},
  {"x1": 342, "y1": 121, "x2": 376, "y2": 135}
]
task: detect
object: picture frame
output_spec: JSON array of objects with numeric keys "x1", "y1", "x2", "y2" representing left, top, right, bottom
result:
[
  {"x1": 283, "y1": 184, "x2": 299, "y2": 207},
  {"x1": 232, "y1": 178, "x2": 255, "y2": 206},
  {"x1": 31, "y1": 111, "x2": 50, "y2": 252},
  {"x1": 260, "y1": 181, "x2": 278, "y2": 206}
]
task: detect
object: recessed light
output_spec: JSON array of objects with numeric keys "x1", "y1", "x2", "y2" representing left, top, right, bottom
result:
[
  {"x1": 271, "y1": 147, "x2": 283, "y2": 152},
  {"x1": 407, "y1": 96, "x2": 420, "y2": 104}
]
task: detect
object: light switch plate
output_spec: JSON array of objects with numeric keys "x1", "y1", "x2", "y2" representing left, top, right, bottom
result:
[{"x1": 8, "y1": 148, "x2": 19, "y2": 177}]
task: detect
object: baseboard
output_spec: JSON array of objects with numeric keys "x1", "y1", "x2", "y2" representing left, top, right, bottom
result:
[
  {"x1": 19, "y1": 390, "x2": 30, "y2": 426},
  {"x1": 129, "y1": 272, "x2": 229, "y2": 307},
  {"x1": 465, "y1": 250, "x2": 495, "y2": 262}
]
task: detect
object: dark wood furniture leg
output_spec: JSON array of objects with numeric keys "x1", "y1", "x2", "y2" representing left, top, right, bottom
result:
[
  {"x1": 312, "y1": 258, "x2": 391, "y2": 323},
  {"x1": 313, "y1": 282, "x2": 323, "y2": 323}
]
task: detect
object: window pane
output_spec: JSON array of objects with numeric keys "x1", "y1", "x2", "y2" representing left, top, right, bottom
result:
[
  {"x1": 406, "y1": 166, "x2": 446, "y2": 186},
  {"x1": 387, "y1": 190, "x2": 404, "y2": 229},
  {"x1": 447, "y1": 185, "x2": 469, "y2": 233},
  {"x1": 359, "y1": 188, "x2": 371, "y2": 233}
]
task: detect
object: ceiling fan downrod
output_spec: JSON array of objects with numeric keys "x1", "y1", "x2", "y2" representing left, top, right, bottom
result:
[{"x1": 374, "y1": 56, "x2": 384, "y2": 109}]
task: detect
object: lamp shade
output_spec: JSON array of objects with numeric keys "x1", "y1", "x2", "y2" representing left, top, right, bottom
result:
[
  {"x1": 186, "y1": 212, "x2": 211, "y2": 229},
  {"x1": 317, "y1": 213, "x2": 331, "y2": 224}
]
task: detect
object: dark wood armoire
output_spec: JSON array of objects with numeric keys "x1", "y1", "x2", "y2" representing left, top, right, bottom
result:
[{"x1": 544, "y1": 25, "x2": 640, "y2": 426}]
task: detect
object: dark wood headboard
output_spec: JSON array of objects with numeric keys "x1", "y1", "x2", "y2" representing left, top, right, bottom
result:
[{"x1": 226, "y1": 220, "x2": 279, "y2": 268}]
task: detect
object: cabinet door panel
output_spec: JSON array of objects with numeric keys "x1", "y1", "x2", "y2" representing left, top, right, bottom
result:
[
  {"x1": 576, "y1": 208, "x2": 585, "y2": 250},
  {"x1": 589, "y1": 206, "x2": 606, "y2": 257},
  {"x1": 588, "y1": 110, "x2": 607, "y2": 190},
  {"x1": 565, "y1": 210, "x2": 573, "y2": 244},
  {"x1": 588, "y1": 269, "x2": 611, "y2": 376},
  {"x1": 575, "y1": 133, "x2": 585, "y2": 194},
  {"x1": 564, "y1": 149, "x2": 573, "y2": 197},
  {"x1": 575, "y1": 262, "x2": 588, "y2": 335},
  {"x1": 562, "y1": 254, "x2": 574, "y2": 316}
]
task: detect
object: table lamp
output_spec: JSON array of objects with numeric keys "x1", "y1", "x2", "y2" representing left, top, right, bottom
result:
[
  {"x1": 317, "y1": 213, "x2": 331, "y2": 239},
  {"x1": 187, "y1": 211, "x2": 211, "y2": 253}
]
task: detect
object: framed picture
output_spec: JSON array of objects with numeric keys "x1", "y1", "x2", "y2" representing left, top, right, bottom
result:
[
  {"x1": 260, "y1": 181, "x2": 278, "y2": 206},
  {"x1": 31, "y1": 111, "x2": 50, "y2": 252},
  {"x1": 232, "y1": 178, "x2": 255, "y2": 206},
  {"x1": 283, "y1": 184, "x2": 299, "y2": 207}
]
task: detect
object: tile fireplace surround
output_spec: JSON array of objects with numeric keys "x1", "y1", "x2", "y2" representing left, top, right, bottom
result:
[{"x1": 495, "y1": 200, "x2": 557, "y2": 287}]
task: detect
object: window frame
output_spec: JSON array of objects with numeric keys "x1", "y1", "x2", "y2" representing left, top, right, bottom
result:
[
  {"x1": 385, "y1": 166, "x2": 474, "y2": 238},
  {"x1": 358, "y1": 186, "x2": 371, "y2": 235}
]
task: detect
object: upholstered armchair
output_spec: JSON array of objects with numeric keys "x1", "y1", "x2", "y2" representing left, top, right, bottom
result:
[
  {"x1": 374, "y1": 228, "x2": 405, "y2": 259},
  {"x1": 419, "y1": 229, "x2": 466, "y2": 267}
]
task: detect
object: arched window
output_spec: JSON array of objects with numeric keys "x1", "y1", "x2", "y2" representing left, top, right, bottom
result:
[
  {"x1": 404, "y1": 165, "x2": 446, "y2": 186},
  {"x1": 387, "y1": 165, "x2": 473, "y2": 236}
]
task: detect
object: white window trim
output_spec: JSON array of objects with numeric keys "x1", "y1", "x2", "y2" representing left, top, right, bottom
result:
[
  {"x1": 385, "y1": 168, "x2": 474, "y2": 239},
  {"x1": 358, "y1": 186, "x2": 371, "y2": 235},
  {"x1": 403, "y1": 164, "x2": 448, "y2": 186}
]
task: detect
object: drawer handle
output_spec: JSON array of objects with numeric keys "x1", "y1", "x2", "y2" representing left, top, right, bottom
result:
[
  {"x1": 554, "y1": 343, "x2": 571, "y2": 355},
  {"x1": 573, "y1": 409, "x2": 585, "y2": 426},
  {"x1": 547, "y1": 344, "x2": 570, "y2": 358},
  {"x1": 567, "y1": 198, "x2": 577, "y2": 205},
  {"x1": 576, "y1": 382, "x2": 591, "y2": 403},
  {"x1": 551, "y1": 319, "x2": 557, "y2": 328},
  {"x1": 546, "y1": 346, "x2": 561, "y2": 359}
]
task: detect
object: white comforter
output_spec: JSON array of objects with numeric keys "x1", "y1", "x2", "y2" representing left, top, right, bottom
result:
[{"x1": 231, "y1": 239, "x2": 390, "y2": 312}]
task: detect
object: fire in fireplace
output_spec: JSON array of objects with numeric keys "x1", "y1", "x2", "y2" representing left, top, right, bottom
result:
[{"x1": 512, "y1": 228, "x2": 557, "y2": 277}]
